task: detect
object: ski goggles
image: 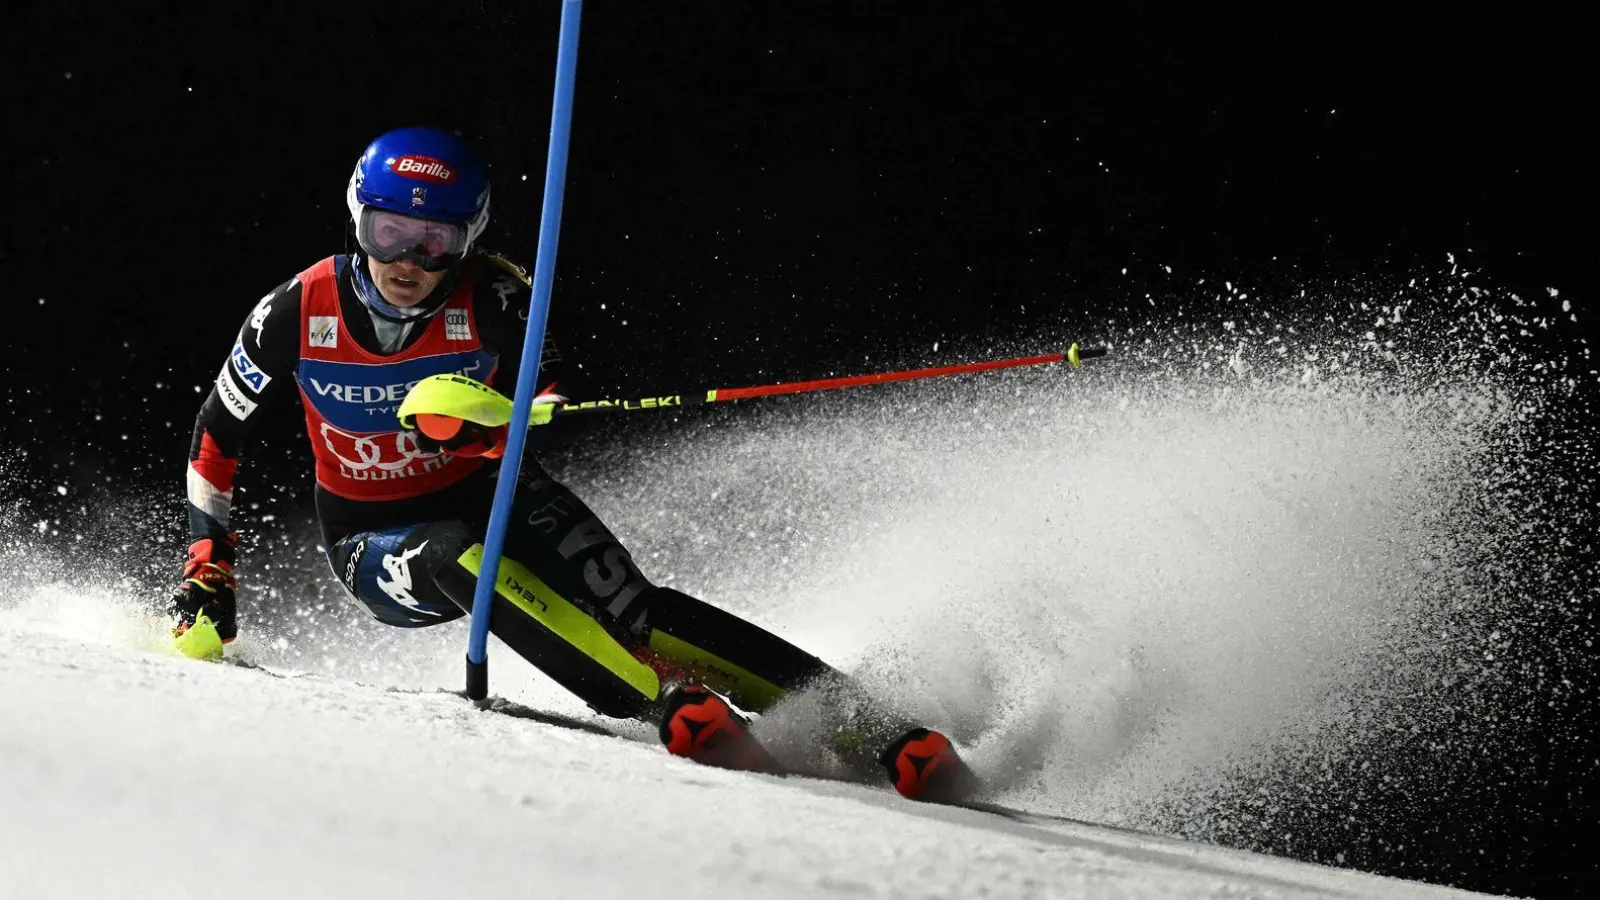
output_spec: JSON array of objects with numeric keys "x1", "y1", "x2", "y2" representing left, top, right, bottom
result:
[{"x1": 355, "y1": 207, "x2": 470, "y2": 272}]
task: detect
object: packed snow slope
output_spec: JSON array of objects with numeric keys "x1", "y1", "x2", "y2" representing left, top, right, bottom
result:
[
  {"x1": 2, "y1": 268, "x2": 1589, "y2": 897},
  {"x1": 0, "y1": 626, "x2": 1486, "y2": 900}
]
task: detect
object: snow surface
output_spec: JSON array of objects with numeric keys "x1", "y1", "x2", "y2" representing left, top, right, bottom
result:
[{"x1": 0, "y1": 625, "x2": 1486, "y2": 900}]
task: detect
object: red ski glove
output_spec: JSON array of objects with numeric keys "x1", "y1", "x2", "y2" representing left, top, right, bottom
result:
[{"x1": 170, "y1": 535, "x2": 238, "y2": 642}]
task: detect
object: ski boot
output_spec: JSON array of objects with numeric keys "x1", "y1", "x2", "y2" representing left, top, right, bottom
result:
[
  {"x1": 879, "y1": 727, "x2": 980, "y2": 804},
  {"x1": 659, "y1": 684, "x2": 784, "y2": 775}
]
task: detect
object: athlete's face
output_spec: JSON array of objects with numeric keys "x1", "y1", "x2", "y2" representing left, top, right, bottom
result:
[{"x1": 367, "y1": 255, "x2": 445, "y2": 308}]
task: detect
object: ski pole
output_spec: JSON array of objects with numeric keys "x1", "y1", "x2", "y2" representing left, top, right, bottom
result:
[
  {"x1": 465, "y1": 0, "x2": 585, "y2": 701},
  {"x1": 400, "y1": 343, "x2": 1108, "y2": 438},
  {"x1": 541, "y1": 342, "x2": 1108, "y2": 419}
]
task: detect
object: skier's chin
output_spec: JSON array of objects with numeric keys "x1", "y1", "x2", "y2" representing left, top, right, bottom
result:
[
  {"x1": 381, "y1": 279, "x2": 429, "y2": 307},
  {"x1": 372, "y1": 263, "x2": 441, "y2": 307}
]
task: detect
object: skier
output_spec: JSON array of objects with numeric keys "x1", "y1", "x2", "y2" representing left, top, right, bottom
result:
[{"x1": 169, "y1": 126, "x2": 976, "y2": 802}]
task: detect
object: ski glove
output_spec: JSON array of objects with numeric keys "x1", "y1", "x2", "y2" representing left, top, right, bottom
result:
[
  {"x1": 396, "y1": 373, "x2": 562, "y2": 459},
  {"x1": 170, "y1": 536, "x2": 238, "y2": 642},
  {"x1": 398, "y1": 374, "x2": 509, "y2": 458}
]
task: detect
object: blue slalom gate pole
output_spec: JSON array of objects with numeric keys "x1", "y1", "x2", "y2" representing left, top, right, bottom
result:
[{"x1": 465, "y1": 0, "x2": 584, "y2": 700}]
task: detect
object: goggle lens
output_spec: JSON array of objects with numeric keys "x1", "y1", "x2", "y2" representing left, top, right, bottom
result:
[{"x1": 357, "y1": 208, "x2": 468, "y2": 272}]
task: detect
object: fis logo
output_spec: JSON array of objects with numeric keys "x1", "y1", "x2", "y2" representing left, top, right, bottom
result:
[
  {"x1": 390, "y1": 155, "x2": 457, "y2": 184},
  {"x1": 230, "y1": 340, "x2": 271, "y2": 393},
  {"x1": 309, "y1": 316, "x2": 338, "y2": 348}
]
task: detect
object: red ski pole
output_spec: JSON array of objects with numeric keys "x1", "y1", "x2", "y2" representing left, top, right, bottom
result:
[{"x1": 546, "y1": 342, "x2": 1108, "y2": 418}]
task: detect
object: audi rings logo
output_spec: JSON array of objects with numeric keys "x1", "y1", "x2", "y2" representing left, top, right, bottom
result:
[{"x1": 320, "y1": 423, "x2": 436, "y2": 472}]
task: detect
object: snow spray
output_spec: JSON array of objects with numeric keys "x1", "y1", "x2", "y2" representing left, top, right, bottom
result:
[{"x1": 568, "y1": 264, "x2": 1596, "y2": 860}]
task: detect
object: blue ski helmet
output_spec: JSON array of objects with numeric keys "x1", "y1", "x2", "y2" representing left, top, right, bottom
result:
[{"x1": 345, "y1": 127, "x2": 491, "y2": 271}]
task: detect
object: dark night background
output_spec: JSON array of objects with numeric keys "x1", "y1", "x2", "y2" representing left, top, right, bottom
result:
[{"x1": 3, "y1": 2, "x2": 1592, "y2": 897}]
